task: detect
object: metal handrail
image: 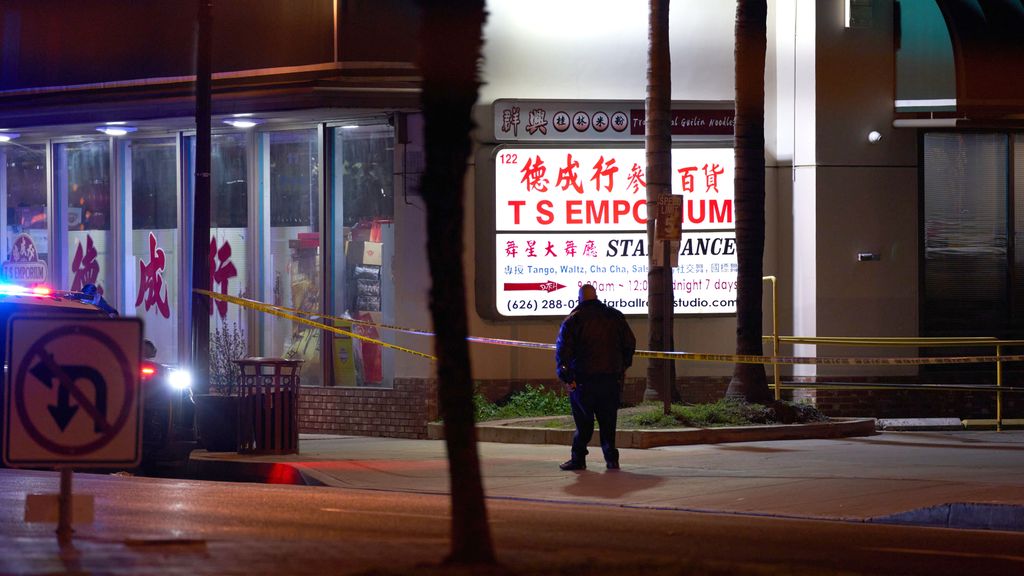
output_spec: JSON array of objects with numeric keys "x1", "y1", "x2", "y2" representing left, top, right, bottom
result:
[{"x1": 757, "y1": 277, "x2": 1021, "y2": 430}]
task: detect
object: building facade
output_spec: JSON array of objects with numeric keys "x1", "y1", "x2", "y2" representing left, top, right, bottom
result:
[{"x1": 2, "y1": 1, "x2": 1022, "y2": 440}]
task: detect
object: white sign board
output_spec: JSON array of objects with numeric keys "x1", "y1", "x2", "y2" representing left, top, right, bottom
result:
[
  {"x1": 494, "y1": 147, "x2": 737, "y2": 317},
  {"x1": 3, "y1": 316, "x2": 143, "y2": 468}
]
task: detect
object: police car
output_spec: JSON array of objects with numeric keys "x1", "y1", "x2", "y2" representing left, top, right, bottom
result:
[{"x1": 0, "y1": 283, "x2": 195, "y2": 473}]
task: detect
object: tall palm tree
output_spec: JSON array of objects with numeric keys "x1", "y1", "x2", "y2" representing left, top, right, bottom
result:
[
  {"x1": 646, "y1": 0, "x2": 676, "y2": 413},
  {"x1": 418, "y1": 0, "x2": 495, "y2": 565},
  {"x1": 726, "y1": 0, "x2": 771, "y2": 403}
]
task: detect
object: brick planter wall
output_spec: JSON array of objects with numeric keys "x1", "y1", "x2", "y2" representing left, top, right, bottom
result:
[
  {"x1": 298, "y1": 378, "x2": 434, "y2": 439},
  {"x1": 791, "y1": 375, "x2": 1024, "y2": 419},
  {"x1": 296, "y1": 373, "x2": 1024, "y2": 439}
]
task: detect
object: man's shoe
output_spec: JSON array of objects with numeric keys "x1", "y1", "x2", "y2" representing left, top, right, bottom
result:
[
  {"x1": 606, "y1": 461, "x2": 620, "y2": 470},
  {"x1": 559, "y1": 459, "x2": 586, "y2": 471}
]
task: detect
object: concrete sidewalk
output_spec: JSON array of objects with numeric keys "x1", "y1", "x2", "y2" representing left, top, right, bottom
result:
[{"x1": 188, "y1": 427, "x2": 1024, "y2": 532}]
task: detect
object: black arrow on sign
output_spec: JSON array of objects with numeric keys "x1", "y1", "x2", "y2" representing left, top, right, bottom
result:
[{"x1": 30, "y1": 353, "x2": 109, "y2": 433}]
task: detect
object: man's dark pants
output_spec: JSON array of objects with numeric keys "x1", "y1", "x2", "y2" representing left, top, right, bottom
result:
[{"x1": 569, "y1": 373, "x2": 621, "y2": 465}]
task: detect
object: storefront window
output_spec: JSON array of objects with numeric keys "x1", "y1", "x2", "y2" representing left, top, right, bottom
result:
[
  {"x1": 922, "y1": 132, "x2": 1009, "y2": 334},
  {"x1": 188, "y1": 133, "x2": 250, "y2": 391},
  {"x1": 1, "y1": 143, "x2": 48, "y2": 286},
  {"x1": 128, "y1": 138, "x2": 179, "y2": 363},
  {"x1": 56, "y1": 140, "x2": 115, "y2": 304},
  {"x1": 263, "y1": 129, "x2": 322, "y2": 386},
  {"x1": 331, "y1": 123, "x2": 395, "y2": 388}
]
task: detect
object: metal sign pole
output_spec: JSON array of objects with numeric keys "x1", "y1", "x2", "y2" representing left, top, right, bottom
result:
[{"x1": 57, "y1": 468, "x2": 73, "y2": 545}]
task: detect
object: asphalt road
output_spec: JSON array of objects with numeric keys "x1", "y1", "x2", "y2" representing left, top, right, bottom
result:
[{"x1": 2, "y1": 468, "x2": 1023, "y2": 575}]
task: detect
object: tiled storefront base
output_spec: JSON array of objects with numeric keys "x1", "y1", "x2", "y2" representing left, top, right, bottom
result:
[{"x1": 297, "y1": 375, "x2": 1024, "y2": 438}]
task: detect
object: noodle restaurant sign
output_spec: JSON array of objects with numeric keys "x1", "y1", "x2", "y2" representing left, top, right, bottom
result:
[{"x1": 493, "y1": 147, "x2": 737, "y2": 317}]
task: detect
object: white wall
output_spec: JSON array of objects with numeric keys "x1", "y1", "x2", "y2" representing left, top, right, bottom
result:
[{"x1": 480, "y1": 0, "x2": 736, "y2": 103}]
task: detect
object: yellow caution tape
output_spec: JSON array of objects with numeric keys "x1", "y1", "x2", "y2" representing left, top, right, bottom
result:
[
  {"x1": 196, "y1": 290, "x2": 1024, "y2": 367},
  {"x1": 196, "y1": 290, "x2": 556, "y2": 351},
  {"x1": 195, "y1": 290, "x2": 436, "y2": 361},
  {"x1": 635, "y1": 349, "x2": 1024, "y2": 365}
]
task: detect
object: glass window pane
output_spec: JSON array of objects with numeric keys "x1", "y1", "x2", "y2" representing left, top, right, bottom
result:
[
  {"x1": 331, "y1": 124, "x2": 394, "y2": 388},
  {"x1": 264, "y1": 130, "x2": 322, "y2": 386},
  {"x1": 212, "y1": 134, "x2": 248, "y2": 228},
  {"x1": 923, "y1": 132, "x2": 1009, "y2": 334},
  {"x1": 132, "y1": 139, "x2": 178, "y2": 230},
  {"x1": 2, "y1": 143, "x2": 49, "y2": 286},
  {"x1": 58, "y1": 140, "x2": 116, "y2": 303},
  {"x1": 129, "y1": 138, "x2": 179, "y2": 363},
  {"x1": 188, "y1": 133, "x2": 251, "y2": 392},
  {"x1": 1015, "y1": 134, "x2": 1024, "y2": 322}
]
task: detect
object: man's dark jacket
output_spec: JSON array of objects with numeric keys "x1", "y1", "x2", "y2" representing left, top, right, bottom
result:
[{"x1": 555, "y1": 299, "x2": 636, "y2": 383}]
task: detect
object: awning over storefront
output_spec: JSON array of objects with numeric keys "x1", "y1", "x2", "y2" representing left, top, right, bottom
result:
[
  {"x1": 0, "y1": 0, "x2": 421, "y2": 132},
  {"x1": 897, "y1": 0, "x2": 1024, "y2": 121},
  {"x1": 0, "y1": 64, "x2": 421, "y2": 133}
]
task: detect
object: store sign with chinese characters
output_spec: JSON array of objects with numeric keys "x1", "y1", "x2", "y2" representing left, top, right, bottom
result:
[
  {"x1": 493, "y1": 99, "x2": 734, "y2": 142},
  {"x1": 494, "y1": 147, "x2": 737, "y2": 317}
]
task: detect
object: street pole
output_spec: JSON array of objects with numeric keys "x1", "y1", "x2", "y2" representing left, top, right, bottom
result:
[
  {"x1": 56, "y1": 468, "x2": 72, "y2": 545},
  {"x1": 191, "y1": 0, "x2": 212, "y2": 393},
  {"x1": 662, "y1": 238, "x2": 672, "y2": 415}
]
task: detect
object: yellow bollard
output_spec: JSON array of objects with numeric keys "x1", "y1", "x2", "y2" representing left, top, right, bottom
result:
[
  {"x1": 763, "y1": 276, "x2": 780, "y2": 401},
  {"x1": 996, "y1": 344, "x2": 1003, "y2": 432}
]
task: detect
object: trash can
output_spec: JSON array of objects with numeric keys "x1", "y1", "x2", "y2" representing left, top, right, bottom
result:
[{"x1": 233, "y1": 357, "x2": 303, "y2": 454}]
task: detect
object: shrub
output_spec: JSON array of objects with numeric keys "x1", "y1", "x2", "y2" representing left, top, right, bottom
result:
[
  {"x1": 210, "y1": 321, "x2": 247, "y2": 395},
  {"x1": 622, "y1": 399, "x2": 827, "y2": 429},
  {"x1": 474, "y1": 384, "x2": 570, "y2": 421}
]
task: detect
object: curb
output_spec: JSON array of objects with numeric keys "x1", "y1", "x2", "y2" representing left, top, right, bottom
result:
[
  {"x1": 186, "y1": 455, "x2": 325, "y2": 486},
  {"x1": 426, "y1": 418, "x2": 877, "y2": 448},
  {"x1": 869, "y1": 502, "x2": 1024, "y2": 532}
]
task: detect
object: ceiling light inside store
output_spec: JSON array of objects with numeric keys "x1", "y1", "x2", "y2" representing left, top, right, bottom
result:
[
  {"x1": 341, "y1": 125, "x2": 359, "y2": 129},
  {"x1": 0, "y1": 132, "x2": 20, "y2": 142},
  {"x1": 223, "y1": 118, "x2": 263, "y2": 129},
  {"x1": 96, "y1": 126, "x2": 137, "y2": 136}
]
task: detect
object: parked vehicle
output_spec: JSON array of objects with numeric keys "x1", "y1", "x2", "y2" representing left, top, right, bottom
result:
[
  {"x1": 138, "y1": 338, "x2": 196, "y2": 472},
  {"x1": 0, "y1": 283, "x2": 195, "y2": 473}
]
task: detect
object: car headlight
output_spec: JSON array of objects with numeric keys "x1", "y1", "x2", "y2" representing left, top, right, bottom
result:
[{"x1": 168, "y1": 369, "x2": 192, "y2": 391}]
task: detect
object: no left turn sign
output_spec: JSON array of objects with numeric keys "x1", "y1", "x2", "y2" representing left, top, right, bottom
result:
[{"x1": 3, "y1": 316, "x2": 142, "y2": 468}]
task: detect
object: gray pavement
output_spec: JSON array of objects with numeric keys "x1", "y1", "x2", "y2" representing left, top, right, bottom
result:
[{"x1": 189, "y1": 428, "x2": 1024, "y2": 532}]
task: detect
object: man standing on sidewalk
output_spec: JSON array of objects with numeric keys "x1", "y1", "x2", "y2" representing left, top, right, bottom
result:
[{"x1": 555, "y1": 283, "x2": 636, "y2": 471}]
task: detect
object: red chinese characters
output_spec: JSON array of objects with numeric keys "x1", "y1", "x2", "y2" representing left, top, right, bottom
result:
[
  {"x1": 209, "y1": 237, "x2": 238, "y2": 319},
  {"x1": 590, "y1": 156, "x2": 618, "y2": 192},
  {"x1": 70, "y1": 234, "x2": 101, "y2": 294},
  {"x1": 556, "y1": 154, "x2": 583, "y2": 194},
  {"x1": 135, "y1": 232, "x2": 170, "y2": 318},
  {"x1": 520, "y1": 156, "x2": 550, "y2": 192}
]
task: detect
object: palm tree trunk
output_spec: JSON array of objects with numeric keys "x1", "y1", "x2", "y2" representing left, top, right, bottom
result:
[
  {"x1": 419, "y1": 0, "x2": 495, "y2": 565},
  {"x1": 726, "y1": 0, "x2": 771, "y2": 403},
  {"x1": 646, "y1": 0, "x2": 677, "y2": 412}
]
